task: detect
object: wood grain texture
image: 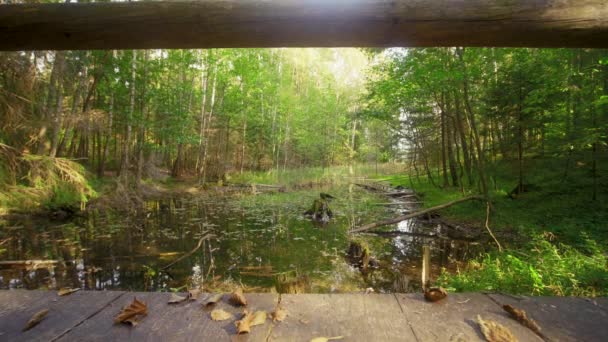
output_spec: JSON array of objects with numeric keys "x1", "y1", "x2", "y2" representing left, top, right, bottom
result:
[
  {"x1": 55, "y1": 292, "x2": 277, "y2": 342},
  {"x1": 487, "y1": 293, "x2": 608, "y2": 342},
  {"x1": 0, "y1": 290, "x2": 124, "y2": 342},
  {"x1": 0, "y1": 0, "x2": 607, "y2": 50},
  {"x1": 395, "y1": 292, "x2": 543, "y2": 341},
  {"x1": 270, "y1": 293, "x2": 416, "y2": 341}
]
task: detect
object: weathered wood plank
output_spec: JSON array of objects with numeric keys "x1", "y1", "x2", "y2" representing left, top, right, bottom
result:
[
  {"x1": 269, "y1": 293, "x2": 416, "y2": 341},
  {"x1": 487, "y1": 293, "x2": 608, "y2": 342},
  {"x1": 56, "y1": 292, "x2": 277, "y2": 342},
  {"x1": 395, "y1": 292, "x2": 543, "y2": 341},
  {"x1": 0, "y1": 1, "x2": 607, "y2": 50},
  {"x1": 0, "y1": 290, "x2": 125, "y2": 342}
]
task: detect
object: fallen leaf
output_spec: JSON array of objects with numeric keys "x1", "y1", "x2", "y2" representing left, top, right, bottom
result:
[
  {"x1": 210, "y1": 309, "x2": 233, "y2": 321},
  {"x1": 272, "y1": 307, "x2": 288, "y2": 322},
  {"x1": 23, "y1": 309, "x2": 48, "y2": 331},
  {"x1": 230, "y1": 287, "x2": 247, "y2": 306},
  {"x1": 114, "y1": 298, "x2": 148, "y2": 326},
  {"x1": 168, "y1": 293, "x2": 188, "y2": 304},
  {"x1": 57, "y1": 288, "x2": 80, "y2": 296},
  {"x1": 503, "y1": 304, "x2": 544, "y2": 339},
  {"x1": 188, "y1": 288, "x2": 202, "y2": 301},
  {"x1": 310, "y1": 336, "x2": 344, "y2": 342},
  {"x1": 235, "y1": 310, "x2": 266, "y2": 334},
  {"x1": 203, "y1": 293, "x2": 223, "y2": 307},
  {"x1": 477, "y1": 315, "x2": 517, "y2": 342},
  {"x1": 250, "y1": 310, "x2": 267, "y2": 325},
  {"x1": 424, "y1": 287, "x2": 447, "y2": 302}
]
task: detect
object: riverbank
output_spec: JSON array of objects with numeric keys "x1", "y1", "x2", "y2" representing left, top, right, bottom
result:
[{"x1": 377, "y1": 169, "x2": 608, "y2": 297}]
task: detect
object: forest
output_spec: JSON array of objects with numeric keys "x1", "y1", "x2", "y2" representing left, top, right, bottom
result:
[{"x1": 0, "y1": 47, "x2": 607, "y2": 296}]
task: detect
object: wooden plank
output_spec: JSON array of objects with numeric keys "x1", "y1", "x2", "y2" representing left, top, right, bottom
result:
[
  {"x1": 56, "y1": 292, "x2": 278, "y2": 342},
  {"x1": 0, "y1": 1, "x2": 607, "y2": 50},
  {"x1": 394, "y1": 292, "x2": 543, "y2": 341},
  {"x1": 487, "y1": 293, "x2": 608, "y2": 342},
  {"x1": 0, "y1": 290, "x2": 125, "y2": 342},
  {"x1": 269, "y1": 293, "x2": 416, "y2": 341}
]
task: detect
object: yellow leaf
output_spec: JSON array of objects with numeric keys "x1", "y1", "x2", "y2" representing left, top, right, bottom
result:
[
  {"x1": 23, "y1": 309, "x2": 49, "y2": 331},
  {"x1": 57, "y1": 288, "x2": 80, "y2": 296},
  {"x1": 310, "y1": 337, "x2": 344, "y2": 342},
  {"x1": 250, "y1": 310, "x2": 267, "y2": 326},
  {"x1": 210, "y1": 309, "x2": 233, "y2": 321}
]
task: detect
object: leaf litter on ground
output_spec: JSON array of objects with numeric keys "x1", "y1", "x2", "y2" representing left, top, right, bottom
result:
[
  {"x1": 310, "y1": 336, "x2": 344, "y2": 342},
  {"x1": 57, "y1": 288, "x2": 80, "y2": 296},
  {"x1": 230, "y1": 287, "x2": 247, "y2": 306},
  {"x1": 168, "y1": 293, "x2": 188, "y2": 304},
  {"x1": 210, "y1": 309, "x2": 233, "y2": 321},
  {"x1": 203, "y1": 293, "x2": 224, "y2": 307},
  {"x1": 235, "y1": 310, "x2": 267, "y2": 334}
]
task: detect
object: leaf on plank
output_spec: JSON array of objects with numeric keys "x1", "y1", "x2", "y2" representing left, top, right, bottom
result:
[
  {"x1": 188, "y1": 288, "x2": 202, "y2": 301},
  {"x1": 203, "y1": 293, "x2": 223, "y2": 307},
  {"x1": 229, "y1": 287, "x2": 247, "y2": 306},
  {"x1": 210, "y1": 309, "x2": 233, "y2": 321},
  {"x1": 23, "y1": 309, "x2": 49, "y2": 331},
  {"x1": 310, "y1": 336, "x2": 344, "y2": 342},
  {"x1": 502, "y1": 304, "x2": 543, "y2": 338},
  {"x1": 114, "y1": 297, "x2": 148, "y2": 326},
  {"x1": 477, "y1": 315, "x2": 518, "y2": 342},
  {"x1": 168, "y1": 293, "x2": 188, "y2": 304},
  {"x1": 57, "y1": 288, "x2": 80, "y2": 296},
  {"x1": 235, "y1": 310, "x2": 266, "y2": 334},
  {"x1": 272, "y1": 306, "x2": 288, "y2": 322},
  {"x1": 424, "y1": 287, "x2": 447, "y2": 302}
]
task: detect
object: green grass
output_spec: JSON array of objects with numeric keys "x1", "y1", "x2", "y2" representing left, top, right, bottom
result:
[{"x1": 377, "y1": 156, "x2": 608, "y2": 296}]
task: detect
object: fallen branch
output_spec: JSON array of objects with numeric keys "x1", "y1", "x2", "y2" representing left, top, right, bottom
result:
[
  {"x1": 364, "y1": 230, "x2": 446, "y2": 239},
  {"x1": 161, "y1": 232, "x2": 214, "y2": 271},
  {"x1": 485, "y1": 201, "x2": 503, "y2": 252},
  {"x1": 350, "y1": 195, "x2": 483, "y2": 234}
]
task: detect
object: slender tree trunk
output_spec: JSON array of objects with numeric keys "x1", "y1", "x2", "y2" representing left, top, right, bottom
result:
[{"x1": 120, "y1": 50, "x2": 136, "y2": 184}]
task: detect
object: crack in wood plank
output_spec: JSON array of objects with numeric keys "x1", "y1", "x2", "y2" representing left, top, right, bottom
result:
[
  {"x1": 392, "y1": 293, "x2": 421, "y2": 342},
  {"x1": 50, "y1": 291, "x2": 126, "y2": 342}
]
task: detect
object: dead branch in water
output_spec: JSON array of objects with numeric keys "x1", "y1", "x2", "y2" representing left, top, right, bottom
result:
[
  {"x1": 161, "y1": 232, "x2": 215, "y2": 271},
  {"x1": 350, "y1": 195, "x2": 483, "y2": 234}
]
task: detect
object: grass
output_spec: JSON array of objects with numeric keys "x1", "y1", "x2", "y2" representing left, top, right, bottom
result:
[{"x1": 377, "y1": 156, "x2": 608, "y2": 296}]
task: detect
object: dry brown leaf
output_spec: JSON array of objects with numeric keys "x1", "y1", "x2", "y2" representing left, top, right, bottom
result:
[
  {"x1": 203, "y1": 293, "x2": 224, "y2": 307},
  {"x1": 272, "y1": 307, "x2": 288, "y2": 322},
  {"x1": 424, "y1": 287, "x2": 448, "y2": 302},
  {"x1": 235, "y1": 310, "x2": 266, "y2": 334},
  {"x1": 57, "y1": 288, "x2": 80, "y2": 296},
  {"x1": 210, "y1": 309, "x2": 233, "y2": 321},
  {"x1": 23, "y1": 309, "x2": 48, "y2": 331},
  {"x1": 168, "y1": 293, "x2": 188, "y2": 304},
  {"x1": 188, "y1": 288, "x2": 202, "y2": 301},
  {"x1": 230, "y1": 287, "x2": 247, "y2": 306},
  {"x1": 477, "y1": 315, "x2": 518, "y2": 342},
  {"x1": 310, "y1": 337, "x2": 344, "y2": 342},
  {"x1": 502, "y1": 304, "x2": 544, "y2": 339},
  {"x1": 114, "y1": 298, "x2": 148, "y2": 325}
]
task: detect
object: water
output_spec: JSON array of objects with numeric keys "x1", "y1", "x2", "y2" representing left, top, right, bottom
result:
[{"x1": 0, "y1": 184, "x2": 481, "y2": 292}]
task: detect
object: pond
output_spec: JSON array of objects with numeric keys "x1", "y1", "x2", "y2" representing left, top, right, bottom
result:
[{"x1": 0, "y1": 184, "x2": 482, "y2": 293}]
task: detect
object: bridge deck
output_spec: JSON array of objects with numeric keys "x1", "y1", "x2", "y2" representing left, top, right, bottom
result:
[{"x1": 0, "y1": 290, "x2": 606, "y2": 341}]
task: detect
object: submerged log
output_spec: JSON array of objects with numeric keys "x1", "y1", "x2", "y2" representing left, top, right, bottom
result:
[{"x1": 350, "y1": 195, "x2": 483, "y2": 233}]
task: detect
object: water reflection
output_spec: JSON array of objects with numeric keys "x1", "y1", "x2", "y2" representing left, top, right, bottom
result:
[{"x1": 0, "y1": 185, "x2": 482, "y2": 292}]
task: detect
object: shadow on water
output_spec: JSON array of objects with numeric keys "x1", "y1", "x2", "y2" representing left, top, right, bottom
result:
[{"x1": 0, "y1": 184, "x2": 484, "y2": 292}]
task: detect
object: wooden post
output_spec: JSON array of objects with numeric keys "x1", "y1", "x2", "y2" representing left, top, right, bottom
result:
[
  {"x1": 421, "y1": 245, "x2": 431, "y2": 289},
  {"x1": 1, "y1": 1, "x2": 607, "y2": 50}
]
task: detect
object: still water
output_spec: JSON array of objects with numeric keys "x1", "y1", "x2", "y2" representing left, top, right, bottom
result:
[{"x1": 0, "y1": 184, "x2": 481, "y2": 292}]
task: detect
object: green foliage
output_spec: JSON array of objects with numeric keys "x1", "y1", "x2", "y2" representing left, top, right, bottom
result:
[{"x1": 438, "y1": 236, "x2": 608, "y2": 296}]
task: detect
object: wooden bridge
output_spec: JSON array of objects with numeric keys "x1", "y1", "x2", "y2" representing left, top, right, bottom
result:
[{"x1": 0, "y1": 290, "x2": 606, "y2": 341}]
